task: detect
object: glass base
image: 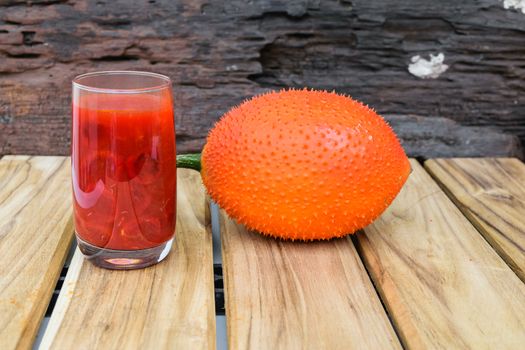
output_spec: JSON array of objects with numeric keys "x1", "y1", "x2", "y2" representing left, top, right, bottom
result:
[{"x1": 76, "y1": 235, "x2": 173, "y2": 270}]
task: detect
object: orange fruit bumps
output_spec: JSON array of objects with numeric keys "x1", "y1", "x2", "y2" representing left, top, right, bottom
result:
[{"x1": 200, "y1": 89, "x2": 411, "y2": 240}]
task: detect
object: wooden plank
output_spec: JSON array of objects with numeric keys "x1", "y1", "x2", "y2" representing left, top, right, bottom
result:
[
  {"x1": 40, "y1": 169, "x2": 215, "y2": 350},
  {"x1": 0, "y1": 156, "x2": 74, "y2": 350},
  {"x1": 220, "y1": 211, "x2": 402, "y2": 350},
  {"x1": 355, "y1": 160, "x2": 525, "y2": 349},
  {"x1": 2, "y1": 2, "x2": 525, "y2": 157},
  {"x1": 425, "y1": 158, "x2": 525, "y2": 282}
]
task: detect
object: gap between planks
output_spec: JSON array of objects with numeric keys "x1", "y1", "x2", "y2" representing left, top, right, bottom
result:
[{"x1": 350, "y1": 234, "x2": 407, "y2": 348}]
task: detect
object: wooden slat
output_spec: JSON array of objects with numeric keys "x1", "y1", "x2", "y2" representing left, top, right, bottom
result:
[
  {"x1": 355, "y1": 160, "x2": 525, "y2": 349},
  {"x1": 425, "y1": 158, "x2": 525, "y2": 282},
  {"x1": 0, "y1": 156, "x2": 74, "y2": 350},
  {"x1": 220, "y1": 211, "x2": 402, "y2": 349},
  {"x1": 40, "y1": 169, "x2": 215, "y2": 349}
]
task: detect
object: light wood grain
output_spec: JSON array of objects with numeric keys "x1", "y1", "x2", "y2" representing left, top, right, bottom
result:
[
  {"x1": 40, "y1": 169, "x2": 215, "y2": 350},
  {"x1": 0, "y1": 156, "x2": 74, "y2": 350},
  {"x1": 355, "y1": 160, "x2": 525, "y2": 349},
  {"x1": 425, "y1": 158, "x2": 525, "y2": 282},
  {"x1": 220, "y1": 211, "x2": 402, "y2": 350}
]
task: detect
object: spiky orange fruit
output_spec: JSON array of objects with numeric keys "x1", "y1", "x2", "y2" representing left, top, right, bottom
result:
[{"x1": 201, "y1": 89, "x2": 410, "y2": 240}]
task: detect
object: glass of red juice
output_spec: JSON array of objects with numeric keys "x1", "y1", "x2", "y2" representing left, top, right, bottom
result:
[{"x1": 72, "y1": 71, "x2": 176, "y2": 269}]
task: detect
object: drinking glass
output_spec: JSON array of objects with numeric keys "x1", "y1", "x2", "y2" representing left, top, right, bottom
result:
[{"x1": 72, "y1": 71, "x2": 176, "y2": 269}]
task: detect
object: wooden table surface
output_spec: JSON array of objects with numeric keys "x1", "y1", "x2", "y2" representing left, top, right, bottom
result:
[{"x1": 0, "y1": 155, "x2": 524, "y2": 350}]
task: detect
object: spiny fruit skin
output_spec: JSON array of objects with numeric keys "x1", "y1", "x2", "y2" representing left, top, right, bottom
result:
[{"x1": 202, "y1": 89, "x2": 411, "y2": 240}]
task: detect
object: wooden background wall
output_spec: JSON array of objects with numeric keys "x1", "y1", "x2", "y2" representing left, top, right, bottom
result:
[{"x1": 0, "y1": 0, "x2": 524, "y2": 158}]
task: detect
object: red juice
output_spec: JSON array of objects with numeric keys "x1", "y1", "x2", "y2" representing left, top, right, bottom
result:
[{"x1": 72, "y1": 93, "x2": 176, "y2": 250}]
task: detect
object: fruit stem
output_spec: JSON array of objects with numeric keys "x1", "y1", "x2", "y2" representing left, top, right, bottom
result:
[{"x1": 176, "y1": 153, "x2": 202, "y2": 171}]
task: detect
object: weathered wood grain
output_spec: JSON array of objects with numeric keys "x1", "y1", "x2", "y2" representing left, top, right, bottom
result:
[
  {"x1": 40, "y1": 169, "x2": 215, "y2": 350},
  {"x1": 220, "y1": 210, "x2": 401, "y2": 350},
  {"x1": 385, "y1": 115, "x2": 523, "y2": 159},
  {"x1": 0, "y1": 156, "x2": 73, "y2": 350},
  {"x1": 0, "y1": 0, "x2": 524, "y2": 156},
  {"x1": 425, "y1": 158, "x2": 525, "y2": 282},
  {"x1": 354, "y1": 160, "x2": 525, "y2": 349}
]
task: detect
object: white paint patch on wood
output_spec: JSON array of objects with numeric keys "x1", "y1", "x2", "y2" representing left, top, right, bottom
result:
[
  {"x1": 502, "y1": 0, "x2": 525, "y2": 14},
  {"x1": 408, "y1": 53, "x2": 449, "y2": 79}
]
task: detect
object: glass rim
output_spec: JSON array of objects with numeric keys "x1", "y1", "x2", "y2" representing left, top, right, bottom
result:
[{"x1": 72, "y1": 70, "x2": 172, "y2": 94}]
